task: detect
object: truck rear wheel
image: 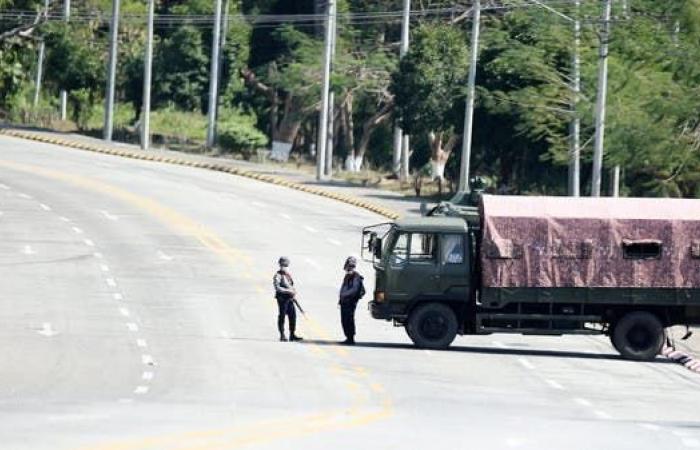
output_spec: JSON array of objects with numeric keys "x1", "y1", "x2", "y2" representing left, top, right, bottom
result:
[
  {"x1": 407, "y1": 303, "x2": 458, "y2": 350},
  {"x1": 611, "y1": 312, "x2": 665, "y2": 361}
]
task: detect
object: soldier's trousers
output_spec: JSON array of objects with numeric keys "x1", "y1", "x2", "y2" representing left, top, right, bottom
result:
[
  {"x1": 340, "y1": 301, "x2": 357, "y2": 339},
  {"x1": 277, "y1": 297, "x2": 296, "y2": 336}
]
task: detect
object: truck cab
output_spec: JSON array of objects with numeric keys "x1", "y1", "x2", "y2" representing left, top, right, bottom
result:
[{"x1": 364, "y1": 214, "x2": 478, "y2": 348}]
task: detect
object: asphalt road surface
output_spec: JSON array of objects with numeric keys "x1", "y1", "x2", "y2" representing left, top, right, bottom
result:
[{"x1": 1, "y1": 135, "x2": 699, "y2": 450}]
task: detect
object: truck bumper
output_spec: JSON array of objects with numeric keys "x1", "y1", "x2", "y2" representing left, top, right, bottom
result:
[{"x1": 369, "y1": 301, "x2": 392, "y2": 320}]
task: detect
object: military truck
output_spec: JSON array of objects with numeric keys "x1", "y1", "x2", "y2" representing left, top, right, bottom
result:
[{"x1": 363, "y1": 194, "x2": 700, "y2": 361}]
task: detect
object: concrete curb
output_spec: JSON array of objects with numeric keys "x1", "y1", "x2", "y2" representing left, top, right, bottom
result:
[{"x1": 0, "y1": 128, "x2": 402, "y2": 220}]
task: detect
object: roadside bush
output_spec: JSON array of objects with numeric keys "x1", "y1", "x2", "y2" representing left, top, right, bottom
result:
[
  {"x1": 217, "y1": 108, "x2": 268, "y2": 154},
  {"x1": 5, "y1": 83, "x2": 58, "y2": 127},
  {"x1": 150, "y1": 106, "x2": 206, "y2": 143}
]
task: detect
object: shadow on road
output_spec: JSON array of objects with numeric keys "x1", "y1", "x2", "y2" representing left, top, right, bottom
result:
[{"x1": 299, "y1": 339, "x2": 675, "y2": 364}]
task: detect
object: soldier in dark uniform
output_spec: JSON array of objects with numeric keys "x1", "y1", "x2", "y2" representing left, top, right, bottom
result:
[
  {"x1": 338, "y1": 256, "x2": 364, "y2": 345},
  {"x1": 273, "y1": 257, "x2": 302, "y2": 342}
]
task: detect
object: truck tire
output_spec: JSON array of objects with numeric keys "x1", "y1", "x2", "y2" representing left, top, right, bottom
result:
[
  {"x1": 407, "y1": 303, "x2": 458, "y2": 350},
  {"x1": 611, "y1": 311, "x2": 665, "y2": 361}
]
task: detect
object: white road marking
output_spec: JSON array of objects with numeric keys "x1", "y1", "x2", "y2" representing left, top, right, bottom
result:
[
  {"x1": 674, "y1": 430, "x2": 693, "y2": 437},
  {"x1": 544, "y1": 379, "x2": 565, "y2": 390},
  {"x1": 136, "y1": 339, "x2": 147, "y2": 348},
  {"x1": 505, "y1": 438, "x2": 526, "y2": 447},
  {"x1": 142, "y1": 354, "x2": 155, "y2": 365},
  {"x1": 72, "y1": 226, "x2": 83, "y2": 234},
  {"x1": 142, "y1": 371, "x2": 154, "y2": 381},
  {"x1": 117, "y1": 398, "x2": 134, "y2": 404},
  {"x1": 594, "y1": 410, "x2": 612, "y2": 419},
  {"x1": 100, "y1": 210, "x2": 119, "y2": 221},
  {"x1": 157, "y1": 250, "x2": 173, "y2": 261},
  {"x1": 22, "y1": 245, "x2": 35, "y2": 255},
  {"x1": 492, "y1": 340, "x2": 507, "y2": 348},
  {"x1": 59, "y1": 216, "x2": 70, "y2": 222},
  {"x1": 517, "y1": 357, "x2": 535, "y2": 370},
  {"x1": 304, "y1": 257, "x2": 321, "y2": 269},
  {"x1": 84, "y1": 239, "x2": 95, "y2": 247},
  {"x1": 682, "y1": 438, "x2": 700, "y2": 448},
  {"x1": 93, "y1": 252, "x2": 104, "y2": 259},
  {"x1": 100, "y1": 264, "x2": 110, "y2": 272},
  {"x1": 37, "y1": 322, "x2": 56, "y2": 337},
  {"x1": 126, "y1": 323, "x2": 138, "y2": 332},
  {"x1": 17, "y1": 193, "x2": 32, "y2": 199},
  {"x1": 303, "y1": 225, "x2": 318, "y2": 233},
  {"x1": 574, "y1": 397, "x2": 593, "y2": 407},
  {"x1": 118, "y1": 307, "x2": 130, "y2": 317},
  {"x1": 279, "y1": 212, "x2": 292, "y2": 220},
  {"x1": 0, "y1": 183, "x2": 9, "y2": 190},
  {"x1": 113, "y1": 293, "x2": 124, "y2": 301},
  {"x1": 639, "y1": 423, "x2": 661, "y2": 432},
  {"x1": 327, "y1": 238, "x2": 343, "y2": 246},
  {"x1": 106, "y1": 278, "x2": 117, "y2": 287},
  {"x1": 220, "y1": 331, "x2": 230, "y2": 339},
  {"x1": 134, "y1": 386, "x2": 149, "y2": 394},
  {"x1": 39, "y1": 203, "x2": 51, "y2": 211},
  {"x1": 251, "y1": 201, "x2": 267, "y2": 208}
]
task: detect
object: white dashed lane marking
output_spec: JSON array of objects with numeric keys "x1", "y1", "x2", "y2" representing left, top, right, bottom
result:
[
  {"x1": 22, "y1": 245, "x2": 35, "y2": 255},
  {"x1": 72, "y1": 226, "x2": 83, "y2": 234},
  {"x1": 517, "y1": 357, "x2": 535, "y2": 370},
  {"x1": 251, "y1": 201, "x2": 267, "y2": 208},
  {"x1": 327, "y1": 238, "x2": 343, "y2": 246},
  {"x1": 100, "y1": 264, "x2": 110, "y2": 272},
  {"x1": 136, "y1": 339, "x2": 147, "y2": 348},
  {"x1": 17, "y1": 193, "x2": 32, "y2": 199},
  {"x1": 113, "y1": 293, "x2": 124, "y2": 301},
  {"x1": 100, "y1": 210, "x2": 119, "y2": 221},
  {"x1": 93, "y1": 252, "x2": 103, "y2": 259},
  {"x1": 544, "y1": 379, "x2": 565, "y2": 390},
  {"x1": 126, "y1": 323, "x2": 138, "y2": 332},
  {"x1": 142, "y1": 372, "x2": 154, "y2": 381},
  {"x1": 59, "y1": 216, "x2": 70, "y2": 222},
  {"x1": 594, "y1": 410, "x2": 612, "y2": 420},
  {"x1": 141, "y1": 355, "x2": 155, "y2": 366},
  {"x1": 639, "y1": 424, "x2": 661, "y2": 432},
  {"x1": 118, "y1": 307, "x2": 130, "y2": 317},
  {"x1": 574, "y1": 397, "x2": 593, "y2": 407},
  {"x1": 84, "y1": 239, "x2": 95, "y2": 247},
  {"x1": 39, "y1": 203, "x2": 51, "y2": 211},
  {"x1": 303, "y1": 225, "x2": 318, "y2": 233},
  {"x1": 304, "y1": 257, "x2": 321, "y2": 270},
  {"x1": 279, "y1": 212, "x2": 292, "y2": 220},
  {"x1": 134, "y1": 386, "x2": 149, "y2": 395},
  {"x1": 0, "y1": 183, "x2": 9, "y2": 190},
  {"x1": 105, "y1": 278, "x2": 117, "y2": 287},
  {"x1": 157, "y1": 250, "x2": 173, "y2": 261}
]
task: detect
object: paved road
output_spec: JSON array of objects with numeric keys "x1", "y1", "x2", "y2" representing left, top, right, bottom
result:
[{"x1": 1, "y1": 135, "x2": 699, "y2": 450}]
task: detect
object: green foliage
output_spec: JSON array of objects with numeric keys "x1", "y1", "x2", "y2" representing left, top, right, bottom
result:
[
  {"x1": 153, "y1": 26, "x2": 209, "y2": 112},
  {"x1": 391, "y1": 23, "x2": 469, "y2": 136},
  {"x1": 217, "y1": 108, "x2": 268, "y2": 153}
]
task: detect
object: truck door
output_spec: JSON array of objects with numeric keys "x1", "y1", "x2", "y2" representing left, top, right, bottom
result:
[
  {"x1": 438, "y1": 234, "x2": 470, "y2": 301},
  {"x1": 386, "y1": 232, "x2": 441, "y2": 301}
]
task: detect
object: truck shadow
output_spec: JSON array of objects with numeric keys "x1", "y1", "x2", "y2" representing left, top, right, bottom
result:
[{"x1": 300, "y1": 339, "x2": 675, "y2": 364}]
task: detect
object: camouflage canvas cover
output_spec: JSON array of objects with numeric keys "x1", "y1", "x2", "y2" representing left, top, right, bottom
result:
[{"x1": 480, "y1": 195, "x2": 700, "y2": 288}]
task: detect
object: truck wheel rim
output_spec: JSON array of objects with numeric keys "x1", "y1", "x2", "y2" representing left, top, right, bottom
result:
[
  {"x1": 628, "y1": 325, "x2": 654, "y2": 352},
  {"x1": 420, "y1": 313, "x2": 448, "y2": 340}
]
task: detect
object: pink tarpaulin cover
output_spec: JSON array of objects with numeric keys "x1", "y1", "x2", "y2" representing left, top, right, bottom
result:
[{"x1": 480, "y1": 195, "x2": 700, "y2": 288}]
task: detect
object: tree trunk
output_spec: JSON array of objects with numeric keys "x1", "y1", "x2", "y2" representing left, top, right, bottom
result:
[{"x1": 349, "y1": 101, "x2": 393, "y2": 172}]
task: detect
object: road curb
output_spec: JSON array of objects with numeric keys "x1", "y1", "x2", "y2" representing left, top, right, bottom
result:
[{"x1": 0, "y1": 128, "x2": 402, "y2": 220}]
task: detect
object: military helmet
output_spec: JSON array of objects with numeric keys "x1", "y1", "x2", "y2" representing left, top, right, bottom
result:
[
  {"x1": 278, "y1": 256, "x2": 290, "y2": 267},
  {"x1": 344, "y1": 256, "x2": 357, "y2": 269}
]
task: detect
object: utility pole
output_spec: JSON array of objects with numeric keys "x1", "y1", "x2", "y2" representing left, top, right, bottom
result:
[
  {"x1": 33, "y1": 0, "x2": 50, "y2": 108},
  {"x1": 568, "y1": 0, "x2": 581, "y2": 196},
  {"x1": 215, "y1": 0, "x2": 230, "y2": 137},
  {"x1": 316, "y1": 0, "x2": 335, "y2": 181},
  {"x1": 458, "y1": 0, "x2": 481, "y2": 192},
  {"x1": 140, "y1": 0, "x2": 154, "y2": 150},
  {"x1": 324, "y1": 6, "x2": 337, "y2": 177},
  {"x1": 206, "y1": 0, "x2": 223, "y2": 148},
  {"x1": 393, "y1": 0, "x2": 410, "y2": 180},
  {"x1": 611, "y1": 165, "x2": 620, "y2": 197},
  {"x1": 60, "y1": 0, "x2": 70, "y2": 120},
  {"x1": 591, "y1": 0, "x2": 612, "y2": 197},
  {"x1": 103, "y1": 0, "x2": 120, "y2": 141}
]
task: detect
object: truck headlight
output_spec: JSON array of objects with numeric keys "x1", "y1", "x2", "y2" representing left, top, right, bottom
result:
[{"x1": 374, "y1": 291, "x2": 385, "y2": 302}]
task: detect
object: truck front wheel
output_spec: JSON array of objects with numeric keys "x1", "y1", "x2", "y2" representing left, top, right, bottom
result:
[
  {"x1": 407, "y1": 303, "x2": 458, "y2": 350},
  {"x1": 611, "y1": 311, "x2": 666, "y2": 361}
]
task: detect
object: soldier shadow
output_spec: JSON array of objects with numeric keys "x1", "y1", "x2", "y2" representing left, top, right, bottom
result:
[{"x1": 300, "y1": 339, "x2": 675, "y2": 364}]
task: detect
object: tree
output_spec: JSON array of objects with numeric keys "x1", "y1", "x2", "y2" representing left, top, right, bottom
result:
[{"x1": 391, "y1": 23, "x2": 470, "y2": 189}]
